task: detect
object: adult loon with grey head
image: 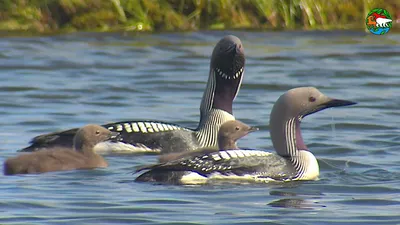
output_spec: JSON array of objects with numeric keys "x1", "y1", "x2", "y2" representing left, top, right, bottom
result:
[
  {"x1": 19, "y1": 35, "x2": 245, "y2": 154},
  {"x1": 134, "y1": 87, "x2": 357, "y2": 184}
]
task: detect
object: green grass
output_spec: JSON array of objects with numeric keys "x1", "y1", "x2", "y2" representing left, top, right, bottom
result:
[{"x1": 0, "y1": 0, "x2": 398, "y2": 33}]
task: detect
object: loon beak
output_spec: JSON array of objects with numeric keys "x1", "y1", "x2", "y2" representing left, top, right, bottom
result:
[
  {"x1": 248, "y1": 126, "x2": 259, "y2": 133},
  {"x1": 322, "y1": 98, "x2": 357, "y2": 108},
  {"x1": 235, "y1": 43, "x2": 244, "y2": 54},
  {"x1": 304, "y1": 98, "x2": 357, "y2": 117}
]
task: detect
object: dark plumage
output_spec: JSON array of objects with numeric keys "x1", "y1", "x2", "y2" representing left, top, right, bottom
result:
[{"x1": 4, "y1": 124, "x2": 120, "y2": 175}]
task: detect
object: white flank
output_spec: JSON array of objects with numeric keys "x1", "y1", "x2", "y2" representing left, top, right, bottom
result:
[
  {"x1": 180, "y1": 172, "x2": 208, "y2": 185},
  {"x1": 179, "y1": 172, "x2": 279, "y2": 185},
  {"x1": 93, "y1": 141, "x2": 160, "y2": 154}
]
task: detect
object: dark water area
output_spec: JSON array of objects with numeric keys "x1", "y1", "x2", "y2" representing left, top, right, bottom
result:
[{"x1": 0, "y1": 30, "x2": 399, "y2": 224}]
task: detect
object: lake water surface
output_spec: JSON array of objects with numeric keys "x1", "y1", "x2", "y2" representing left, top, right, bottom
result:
[{"x1": 0, "y1": 30, "x2": 399, "y2": 224}]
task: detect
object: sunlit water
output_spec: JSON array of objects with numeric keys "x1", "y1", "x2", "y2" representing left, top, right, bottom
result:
[{"x1": 0, "y1": 30, "x2": 399, "y2": 224}]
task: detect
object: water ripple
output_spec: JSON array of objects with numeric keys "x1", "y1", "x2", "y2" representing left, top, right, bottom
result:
[{"x1": 0, "y1": 31, "x2": 399, "y2": 224}]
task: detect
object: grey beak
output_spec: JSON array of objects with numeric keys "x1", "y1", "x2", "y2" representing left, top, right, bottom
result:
[
  {"x1": 323, "y1": 99, "x2": 357, "y2": 108},
  {"x1": 305, "y1": 98, "x2": 357, "y2": 117}
]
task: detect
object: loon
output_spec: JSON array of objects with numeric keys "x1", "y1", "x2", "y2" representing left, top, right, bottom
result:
[
  {"x1": 134, "y1": 87, "x2": 357, "y2": 185},
  {"x1": 19, "y1": 35, "x2": 245, "y2": 154},
  {"x1": 135, "y1": 119, "x2": 259, "y2": 182},
  {"x1": 4, "y1": 125, "x2": 120, "y2": 175},
  {"x1": 157, "y1": 120, "x2": 259, "y2": 163}
]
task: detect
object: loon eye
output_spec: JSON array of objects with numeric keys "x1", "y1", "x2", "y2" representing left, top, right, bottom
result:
[
  {"x1": 95, "y1": 130, "x2": 100, "y2": 135},
  {"x1": 309, "y1": 96, "x2": 316, "y2": 102},
  {"x1": 235, "y1": 126, "x2": 240, "y2": 131}
]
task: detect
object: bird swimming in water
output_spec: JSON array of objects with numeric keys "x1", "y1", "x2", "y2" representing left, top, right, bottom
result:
[
  {"x1": 140, "y1": 119, "x2": 258, "y2": 173},
  {"x1": 19, "y1": 35, "x2": 246, "y2": 155},
  {"x1": 134, "y1": 87, "x2": 357, "y2": 185},
  {"x1": 4, "y1": 124, "x2": 120, "y2": 175},
  {"x1": 135, "y1": 119, "x2": 258, "y2": 183}
]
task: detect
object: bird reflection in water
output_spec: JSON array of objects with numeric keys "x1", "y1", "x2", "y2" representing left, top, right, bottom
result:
[{"x1": 268, "y1": 190, "x2": 326, "y2": 209}]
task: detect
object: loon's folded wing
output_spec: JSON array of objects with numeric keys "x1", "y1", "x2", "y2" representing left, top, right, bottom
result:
[
  {"x1": 20, "y1": 128, "x2": 79, "y2": 152},
  {"x1": 135, "y1": 149, "x2": 296, "y2": 180}
]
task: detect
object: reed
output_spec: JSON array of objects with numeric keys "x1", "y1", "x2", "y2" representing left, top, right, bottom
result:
[{"x1": 0, "y1": 0, "x2": 398, "y2": 32}]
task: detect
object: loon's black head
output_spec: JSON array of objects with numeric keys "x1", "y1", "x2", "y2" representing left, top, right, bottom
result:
[{"x1": 210, "y1": 35, "x2": 245, "y2": 114}]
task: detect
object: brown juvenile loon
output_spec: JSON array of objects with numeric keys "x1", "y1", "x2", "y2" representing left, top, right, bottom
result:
[
  {"x1": 134, "y1": 87, "x2": 357, "y2": 185},
  {"x1": 19, "y1": 35, "x2": 246, "y2": 154},
  {"x1": 4, "y1": 125, "x2": 120, "y2": 175}
]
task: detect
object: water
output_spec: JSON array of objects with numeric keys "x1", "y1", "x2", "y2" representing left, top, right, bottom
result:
[{"x1": 0, "y1": 30, "x2": 399, "y2": 224}]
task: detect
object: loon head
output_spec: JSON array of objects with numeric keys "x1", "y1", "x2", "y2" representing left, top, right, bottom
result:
[
  {"x1": 200, "y1": 35, "x2": 245, "y2": 116},
  {"x1": 217, "y1": 120, "x2": 258, "y2": 150},
  {"x1": 73, "y1": 124, "x2": 120, "y2": 155},
  {"x1": 211, "y1": 35, "x2": 245, "y2": 83},
  {"x1": 269, "y1": 87, "x2": 356, "y2": 155},
  {"x1": 272, "y1": 87, "x2": 357, "y2": 120}
]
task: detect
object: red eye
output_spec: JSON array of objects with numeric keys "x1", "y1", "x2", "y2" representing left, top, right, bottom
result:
[{"x1": 309, "y1": 96, "x2": 316, "y2": 102}]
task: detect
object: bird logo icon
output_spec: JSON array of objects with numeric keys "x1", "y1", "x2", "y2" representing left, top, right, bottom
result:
[{"x1": 366, "y1": 8, "x2": 392, "y2": 35}]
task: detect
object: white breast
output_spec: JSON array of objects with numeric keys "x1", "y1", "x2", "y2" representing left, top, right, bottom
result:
[{"x1": 296, "y1": 150, "x2": 319, "y2": 180}]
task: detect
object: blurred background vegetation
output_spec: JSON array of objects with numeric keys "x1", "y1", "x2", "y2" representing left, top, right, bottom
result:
[{"x1": 0, "y1": 0, "x2": 398, "y2": 33}]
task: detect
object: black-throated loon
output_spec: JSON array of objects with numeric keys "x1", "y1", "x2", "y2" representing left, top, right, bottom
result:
[
  {"x1": 135, "y1": 119, "x2": 259, "y2": 181},
  {"x1": 19, "y1": 35, "x2": 246, "y2": 154},
  {"x1": 134, "y1": 87, "x2": 357, "y2": 184},
  {"x1": 5, "y1": 125, "x2": 121, "y2": 175}
]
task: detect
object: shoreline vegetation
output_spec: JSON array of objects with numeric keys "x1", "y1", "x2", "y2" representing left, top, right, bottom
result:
[{"x1": 0, "y1": 0, "x2": 399, "y2": 34}]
